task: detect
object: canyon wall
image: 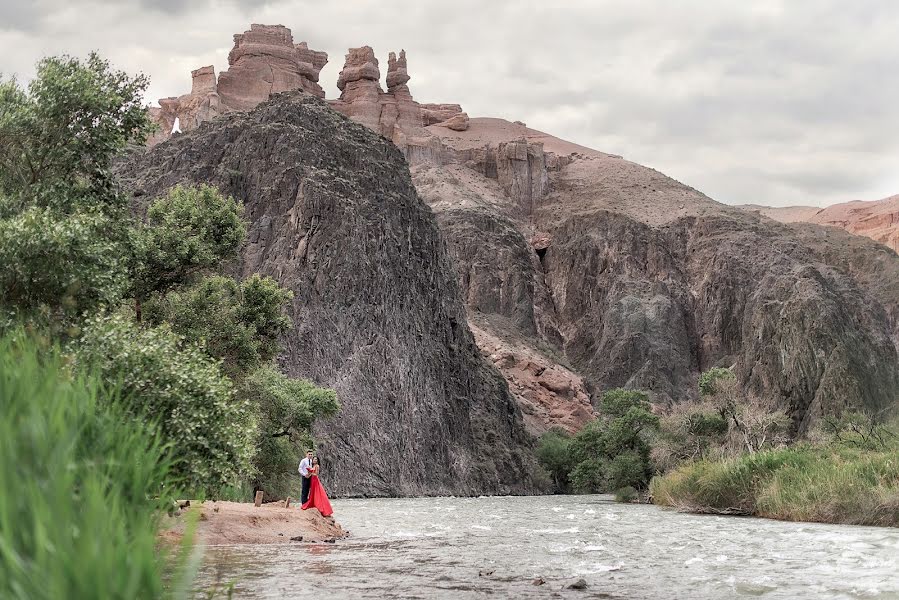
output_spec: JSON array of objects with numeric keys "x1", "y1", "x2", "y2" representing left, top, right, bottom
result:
[
  {"x1": 122, "y1": 92, "x2": 541, "y2": 497},
  {"x1": 144, "y1": 24, "x2": 899, "y2": 438}
]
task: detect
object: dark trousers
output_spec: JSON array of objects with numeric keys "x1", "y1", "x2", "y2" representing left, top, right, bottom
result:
[{"x1": 301, "y1": 476, "x2": 311, "y2": 504}]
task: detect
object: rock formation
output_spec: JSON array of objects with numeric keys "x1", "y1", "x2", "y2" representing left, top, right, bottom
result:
[
  {"x1": 119, "y1": 92, "x2": 540, "y2": 498},
  {"x1": 332, "y1": 46, "x2": 383, "y2": 132},
  {"x1": 148, "y1": 25, "x2": 327, "y2": 145},
  {"x1": 740, "y1": 196, "x2": 899, "y2": 254},
  {"x1": 143, "y1": 24, "x2": 899, "y2": 439},
  {"x1": 414, "y1": 119, "x2": 899, "y2": 432},
  {"x1": 328, "y1": 46, "x2": 469, "y2": 158}
]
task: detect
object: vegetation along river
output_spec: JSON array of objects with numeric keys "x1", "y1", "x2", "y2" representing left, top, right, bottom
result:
[{"x1": 197, "y1": 495, "x2": 898, "y2": 599}]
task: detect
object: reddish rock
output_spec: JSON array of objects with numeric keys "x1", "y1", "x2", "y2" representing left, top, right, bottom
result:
[
  {"x1": 386, "y1": 50, "x2": 410, "y2": 91},
  {"x1": 742, "y1": 196, "x2": 899, "y2": 253},
  {"x1": 148, "y1": 24, "x2": 326, "y2": 145},
  {"x1": 218, "y1": 24, "x2": 327, "y2": 110},
  {"x1": 435, "y1": 112, "x2": 470, "y2": 131}
]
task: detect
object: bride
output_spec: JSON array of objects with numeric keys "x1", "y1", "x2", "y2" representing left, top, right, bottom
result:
[{"x1": 301, "y1": 456, "x2": 333, "y2": 517}]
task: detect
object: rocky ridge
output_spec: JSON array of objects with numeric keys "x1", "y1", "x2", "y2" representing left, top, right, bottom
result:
[
  {"x1": 123, "y1": 92, "x2": 540, "y2": 497},
  {"x1": 145, "y1": 24, "x2": 899, "y2": 436},
  {"x1": 739, "y1": 196, "x2": 899, "y2": 254}
]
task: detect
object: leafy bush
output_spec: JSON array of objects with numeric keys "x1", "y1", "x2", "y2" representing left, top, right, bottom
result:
[
  {"x1": 569, "y1": 458, "x2": 607, "y2": 493},
  {"x1": 76, "y1": 313, "x2": 256, "y2": 493},
  {"x1": 536, "y1": 429, "x2": 574, "y2": 492},
  {"x1": 0, "y1": 332, "x2": 183, "y2": 599},
  {"x1": 131, "y1": 185, "x2": 247, "y2": 298},
  {"x1": 144, "y1": 274, "x2": 292, "y2": 377},
  {"x1": 536, "y1": 389, "x2": 659, "y2": 494},
  {"x1": 699, "y1": 367, "x2": 734, "y2": 397},
  {"x1": 242, "y1": 367, "x2": 339, "y2": 498},
  {"x1": 614, "y1": 486, "x2": 638, "y2": 503},
  {"x1": 652, "y1": 401, "x2": 728, "y2": 472},
  {"x1": 0, "y1": 207, "x2": 127, "y2": 327}
]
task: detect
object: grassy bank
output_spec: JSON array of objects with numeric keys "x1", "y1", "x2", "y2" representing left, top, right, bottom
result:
[
  {"x1": 650, "y1": 444, "x2": 899, "y2": 527},
  {"x1": 0, "y1": 333, "x2": 193, "y2": 599}
]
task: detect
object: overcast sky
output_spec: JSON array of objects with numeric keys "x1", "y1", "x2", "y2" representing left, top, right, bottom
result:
[{"x1": 2, "y1": 0, "x2": 898, "y2": 207}]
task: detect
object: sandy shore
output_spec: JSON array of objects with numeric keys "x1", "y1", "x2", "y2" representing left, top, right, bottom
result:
[{"x1": 160, "y1": 500, "x2": 346, "y2": 545}]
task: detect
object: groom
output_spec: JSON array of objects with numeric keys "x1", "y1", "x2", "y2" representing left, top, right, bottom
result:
[{"x1": 298, "y1": 449, "x2": 314, "y2": 504}]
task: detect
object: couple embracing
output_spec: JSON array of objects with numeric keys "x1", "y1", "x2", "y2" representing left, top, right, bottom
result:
[{"x1": 298, "y1": 450, "x2": 333, "y2": 517}]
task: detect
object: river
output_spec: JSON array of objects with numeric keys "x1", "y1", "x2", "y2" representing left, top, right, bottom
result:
[{"x1": 196, "y1": 495, "x2": 899, "y2": 599}]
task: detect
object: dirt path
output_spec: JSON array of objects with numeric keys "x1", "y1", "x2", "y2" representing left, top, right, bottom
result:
[{"x1": 160, "y1": 501, "x2": 345, "y2": 546}]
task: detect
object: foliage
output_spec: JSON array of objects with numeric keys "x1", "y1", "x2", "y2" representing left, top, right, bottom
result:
[
  {"x1": 569, "y1": 458, "x2": 607, "y2": 494},
  {"x1": 0, "y1": 331, "x2": 183, "y2": 599},
  {"x1": 652, "y1": 401, "x2": 728, "y2": 472},
  {"x1": 144, "y1": 274, "x2": 292, "y2": 377},
  {"x1": 535, "y1": 429, "x2": 574, "y2": 492},
  {"x1": 131, "y1": 185, "x2": 247, "y2": 298},
  {"x1": 698, "y1": 367, "x2": 734, "y2": 397},
  {"x1": 709, "y1": 377, "x2": 791, "y2": 454},
  {"x1": 614, "y1": 486, "x2": 638, "y2": 503},
  {"x1": 76, "y1": 313, "x2": 257, "y2": 492},
  {"x1": 241, "y1": 366, "x2": 339, "y2": 498},
  {"x1": 650, "y1": 433, "x2": 899, "y2": 526},
  {"x1": 0, "y1": 207, "x2": 128, "y2": 328},
  {"x1": 0, "y1": 53, "x2": 152, "y2": 214},
  {"x1": 820, "y1": 410, "x2": 897, "y2": 451},
  {"x1": 536, "y1": 389, "x2": 659, "y2": 495}
]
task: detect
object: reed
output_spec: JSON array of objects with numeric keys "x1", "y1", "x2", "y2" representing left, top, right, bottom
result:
[
  {"x1": 0, "y1": 332, "x2": 187, "y2": 598},
  {"x1": 650, "y1": 443, "x2": 899, "y2": 527}
]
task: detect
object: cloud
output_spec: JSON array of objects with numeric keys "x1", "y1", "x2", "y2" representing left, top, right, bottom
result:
[{"x1": 1, "y1": 0, "x2": 897, "y2": 207}]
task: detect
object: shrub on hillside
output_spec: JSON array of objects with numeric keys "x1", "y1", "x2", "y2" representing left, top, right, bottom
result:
[
  {"x1": 77, "y1": 313, "x2": 256, "y2": 492},
  {"x1": 537, "y1": 389, "x2": 659, "y2": 495}
]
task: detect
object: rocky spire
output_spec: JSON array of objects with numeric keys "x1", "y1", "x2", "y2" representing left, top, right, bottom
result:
[
  {"x1": 386, "y1": 49, "x2": 410, "y2": 93},
  {"x1": 336, "y1": 46, "x2": 381, "y2": 93},
  {"x1": 217, "y1": 24, "x2": 328, "y2": 110}
]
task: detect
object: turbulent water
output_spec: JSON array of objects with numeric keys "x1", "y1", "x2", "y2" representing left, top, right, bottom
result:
[{"x1": 197, "y1": 495, "x2": 899, "y2": 599}]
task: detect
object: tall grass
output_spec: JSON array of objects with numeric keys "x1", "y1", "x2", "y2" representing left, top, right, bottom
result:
[
  {"x1": 0, "y1": 333, "x2": 188, "y2": 598},
  {"x1": 650, "y1": 444, "x2": 899, "y2": 527}
]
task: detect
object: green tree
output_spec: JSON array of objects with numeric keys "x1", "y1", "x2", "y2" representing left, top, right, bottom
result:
[
  {"x1": 699, "y1": 367, "x2": 734, "y2": 397},
  {"x1": 546, "y1": 388, "x2": 660, "y2": 495},
  {"x1": 0, "y1": 208, "x2": 127, "y2": 327},
  {"x1": 536, "y1": 429, "x2": 574, "y2": 492},
  {"x1": 131, "y1": 184, "x2": 247, "y2": 301},
  {"x1": 144, "y1": 274, "x2": 292, "y2": 377},
  {"x1": 0, "y1": 53, "x2": 152, "y2": 213},
  {"x1": 242, "y1": 367, "x2": 339, "y2": 498},
  {"x1": 76, "y1": 313, "x2": 257, "y2": 492}
]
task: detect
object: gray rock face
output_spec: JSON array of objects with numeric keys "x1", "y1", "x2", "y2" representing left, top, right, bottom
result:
[
  {"x1": 414, "y1": 143, "x2": 899, "y2": 432},
  {"x1": 118, "y1": 92, "x2": 540, "y2": 497}
]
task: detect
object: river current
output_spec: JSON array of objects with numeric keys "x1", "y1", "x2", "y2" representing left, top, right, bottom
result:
[{"x1": 197, "y1": 495, "x2": 899, "y2": 599}]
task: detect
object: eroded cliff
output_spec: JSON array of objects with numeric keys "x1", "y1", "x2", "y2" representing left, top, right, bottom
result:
[
  {"x1": 121, "y1": 92, "x2": 540, "y2": 497},
  {"x1": 144, "y1": 23, "x2": 899, "y2": 437}
]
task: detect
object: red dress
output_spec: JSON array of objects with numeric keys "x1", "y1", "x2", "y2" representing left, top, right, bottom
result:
[{"x1": 301, "y1": 471, "x2": 333, "y2": 517}]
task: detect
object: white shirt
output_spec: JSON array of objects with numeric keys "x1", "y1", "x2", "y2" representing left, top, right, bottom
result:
[{"x1": 298, "y1": 457, "x2": 312, "y2": 477}]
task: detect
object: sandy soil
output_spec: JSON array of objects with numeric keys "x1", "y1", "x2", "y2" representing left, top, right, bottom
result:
[{"x1": 160, "y1": 501, "x2": 345, "y2": 546}]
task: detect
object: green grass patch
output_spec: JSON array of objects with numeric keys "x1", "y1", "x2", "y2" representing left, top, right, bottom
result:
[
  {"x1": 650, "y1": 444, "x2": 899, "y2": 526},
  {"x1": 0, "y1": 332, "x2": 190, "y2": 598}
]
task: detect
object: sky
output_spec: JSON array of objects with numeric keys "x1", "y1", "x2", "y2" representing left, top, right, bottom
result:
[{"x1": 2, "y1": 0, "x2": 898, "y2": 207}]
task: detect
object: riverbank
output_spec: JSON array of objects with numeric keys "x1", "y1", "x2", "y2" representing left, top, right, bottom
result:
[
  {"x1": 650, "y1": 444, "x2": 899, "y2": 527},
  {"x1": 160, "y1": 501, "x2": 346, "y2": 545},
  {"x1": 195, "y1": 495, "x2": 899, "y2": 599}
]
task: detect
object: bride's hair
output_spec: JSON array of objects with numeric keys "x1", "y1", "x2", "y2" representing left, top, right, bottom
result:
[{"x1": 312, "y1": 456, "x2": 320, "y2": 466}]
